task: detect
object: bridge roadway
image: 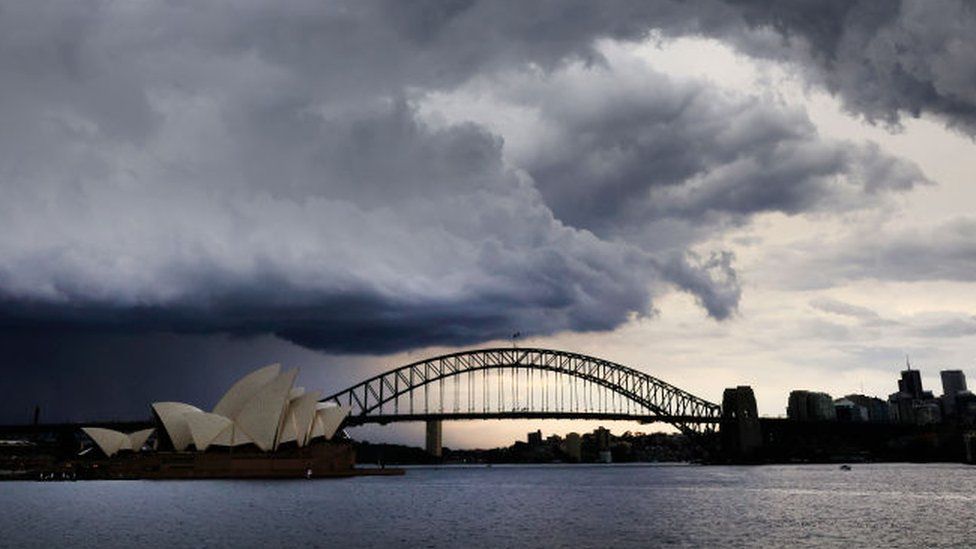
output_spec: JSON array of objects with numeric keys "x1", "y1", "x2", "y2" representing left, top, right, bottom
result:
[{"x1": 345, "y1": 412, "x2": 719, "y2": 426}]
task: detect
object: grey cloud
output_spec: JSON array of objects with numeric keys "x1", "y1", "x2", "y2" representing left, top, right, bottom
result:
[
  {"x1": 464, "y1": 59, "x2": 928, "y2": 240},
  {"x1": 797, "y1": 318, "x2": 854, "y2": 341},
  {"x1": 0, "y1": 0, "x2": 765, "y2": 353},
  {"x1": 0, "y1": 0, "x2": 941, "y2": 356},
  {"x1": 912, "y1": 315, "x2": 976, "y2": 339},
  {"x1": 719, "y1": 0, "x2": 976, "y2": 134},
  {"x1": 809, "y1": 297, "x2": 896, "y2": 327},
  {"x1": 800, "y1": 218, "x2": 976, "y2": 286},
  {"x1": 660, "y1": 252, "x2": 741, "y2": 320},
  {"x1": 0, "y1": 95, "x2": 681, "y2": 351},
  {"x1": 806, "y1": 299, "x2": 976, "y2": 339}
]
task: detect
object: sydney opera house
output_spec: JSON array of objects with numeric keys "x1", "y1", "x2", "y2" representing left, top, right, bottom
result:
[{"x1": 79, "y1": 364, "x2": 358, "y2": 479}]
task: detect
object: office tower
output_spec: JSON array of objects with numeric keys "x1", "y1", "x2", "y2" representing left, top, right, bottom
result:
[
  {"x1": 898, "y1": 368, "x2": 924, "y2": 399},
  {"x1": 941, "y1": 370, "x2": 967, "y2": 397}
]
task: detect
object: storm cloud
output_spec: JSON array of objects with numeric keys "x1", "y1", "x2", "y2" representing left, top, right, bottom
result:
[
  {"x1": 0, "y1": 0, "x2": 938, "y2": 355},
  {"x1": 435, "y1": 52, "x2": 928, "y2": 240},
  {"x1": 720, "y1": 0, "x2": 976, "y2": 134}
]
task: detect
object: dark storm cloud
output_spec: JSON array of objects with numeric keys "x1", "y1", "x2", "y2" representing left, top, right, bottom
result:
[
  {"x1": 490, "y1": 62, "x2": 928, "y2": 237},
  {"x1": 661, "y1": 252, "x2": 740, "y2": 320},
  {"x1": 0, "y1": 0, "x2": 937, "y2": 356},
  {"x1": 719, "y1": 0, "x2": 976, "y2": 134},
  {"x1": 0, "y1": 88, "x2": 685, "y2": 350}
]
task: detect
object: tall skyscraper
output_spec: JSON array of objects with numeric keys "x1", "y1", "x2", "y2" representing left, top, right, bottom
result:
[
  {"x1": 941, "y1": 370, "x2": 968, "y2": 397},
  {"x1": 898, "y1": 368, "x2": 924, "y2": 399},
  {"x1": 940, "y1": 370, "x2": 968, "y2": 417}
]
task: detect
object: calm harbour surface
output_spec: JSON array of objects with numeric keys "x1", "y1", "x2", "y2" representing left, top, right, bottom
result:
[{"x1": 1, "y1": 463, "x2": 973, "y2": 548}]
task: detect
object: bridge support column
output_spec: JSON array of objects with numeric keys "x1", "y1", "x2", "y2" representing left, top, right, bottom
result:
[
  {"x1": 720, "y1": 386, "x2": 763, "y2": 463},
  {"x1": 425, "y1": 419, "x2": 443, "y2": 458}
]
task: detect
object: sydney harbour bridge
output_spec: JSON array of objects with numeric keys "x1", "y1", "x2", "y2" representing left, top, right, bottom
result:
[{"x1": 321, "y1": 348, "x2": 736, "y2": 456}]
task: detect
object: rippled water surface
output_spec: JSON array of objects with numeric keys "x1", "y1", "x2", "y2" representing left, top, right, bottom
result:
[{"x1": 2, "y1": 463, "x2": 974, "y2": 548}]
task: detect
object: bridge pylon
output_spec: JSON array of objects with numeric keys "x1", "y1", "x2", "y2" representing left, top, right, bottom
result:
[
  {"x1": 425, "y1": 419, "x2": 443, "y2": 458},
  {"x1": 720, "y1": 386, "x2": 763, "y2": 462}
]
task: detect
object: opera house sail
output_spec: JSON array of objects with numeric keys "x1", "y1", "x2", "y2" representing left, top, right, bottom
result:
[{"x1": 79, "y1": 364, "x2": 355, "y2": 478}]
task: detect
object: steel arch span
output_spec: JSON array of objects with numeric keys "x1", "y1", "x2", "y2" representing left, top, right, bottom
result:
[{"x1": 322, "y1": 348, "x2": 722, "y2": 436}]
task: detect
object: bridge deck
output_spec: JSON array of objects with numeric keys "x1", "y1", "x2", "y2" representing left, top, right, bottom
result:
[{"x1": 345, "y1": 412, "x2": 720, "y2": 426}]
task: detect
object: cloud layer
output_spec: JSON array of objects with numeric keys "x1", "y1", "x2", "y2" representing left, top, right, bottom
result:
[
  {"x1": 0, "y1": 1, "x2": 939, "y2": 353},
  {"x1": 721, "y1": 0, "x2": 976, "y2": 134}
]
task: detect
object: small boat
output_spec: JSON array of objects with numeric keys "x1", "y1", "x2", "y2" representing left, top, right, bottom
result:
[{"x1": 839, "y1": 464, "x2": 852, "y2": 471}]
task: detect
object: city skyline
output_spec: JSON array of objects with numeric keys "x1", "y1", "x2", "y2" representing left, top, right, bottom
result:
[{"x1": 3, "y1": 1, "x2": 976, "y2": 449}]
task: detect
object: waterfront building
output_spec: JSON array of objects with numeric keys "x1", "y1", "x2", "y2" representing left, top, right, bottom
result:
[
  {"x1": 594, "y1": 427, "x2": 611, "y2": 450},
  {"x1": 843, "y1": 394, "x2": 890, "y2": 422},
  {"x1": 940, "y1": 370, "x2": 968, "y2": 417},
  {"x1": 546, "y1": 434, "x2": 562, "y2": 447},
  {"x1": 563, "y1": 432, "x2": 581, "y2": 462},
  {"x1": 527, "y1": 430, "x2": 543, "y2": 447},
  {"x1": 833, "y1": 399, "x2": 868, "y2": 422},
  {"x1": 889, "y1": 364, "x2": 939, "y2": 424},
  {"x1": 593, "y1": 427, "x2": 612, "y2": 463},
  {"x1": 941, "y1": 370, "x2": 967, "y2": 396},
  {"x1": 913, "y1": 401, "x2": 942, "y2": 425},
  {"x1": 787, "y1": 390, "x2": 835, "y2": 421},
  {"x1": 82, "y1": 364, "x2": 350, "y2": 458},
  {"x1": 888, "y1": 391, "x2": 915, "y2": 423},
  {"x1": 898, "y1": 368, "x2": 925, "y2": 399},
  {"x1": 956, "y1": 391, "x2": 976, "y2": 415}
]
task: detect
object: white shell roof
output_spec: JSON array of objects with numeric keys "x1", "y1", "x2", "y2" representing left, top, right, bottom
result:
[
  {"x1": 82, "y1": 427, "x2": 156, "y2": 457},
  {"x1": 82, "y1": 427, "x2": 130, "y2": 457},
  {"x1": 128, "y1": 428, "x2": 155, "y2": 451},
  {"x1": 234, "y1": 369, "x2": 298, "y2": 451},
  {"x1": 212, "y1": 363, "x2": 281, "y2": 419},
  {"x1": 312, "y1": 404, "x2": 351, "y2": 442},
  {"x1": 184, "y1": 411, "x2": 233, "y2": 452},
  {"x1": 145, "y1": 364, "x2": 345, "y2": 454},
  {"x1": 152, "y1": 402, "x2": 203, "y2": 451},
  {"x1": 279, "y1": 390, "x2": 321, "y2": 448}
]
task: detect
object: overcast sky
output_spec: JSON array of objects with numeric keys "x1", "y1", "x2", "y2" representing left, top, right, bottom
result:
[{"x1": 2, "y1": 1, "x2": 975, "y2": 448}]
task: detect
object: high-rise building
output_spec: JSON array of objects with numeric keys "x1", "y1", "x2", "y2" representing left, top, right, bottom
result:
[
  {"x1": 898, "y1": 367, "x2": 924, "y2": 399},
  {"x1": 940, "y1": 370, "x2": 968, "y2": 417},
  {"x1": 594, "y1": 427, "x2": 610, "y2": 451},
  {"x1": 941, "y1": 370, "x2": 967, "y2": 397},
  {"x1": 914, "y1": 401, "x2": 942, "y2": 424},
  {"x1": 787, "y1": 390, "x2": 835, "y2": 421},
  {"x1": 834, "y1": 398, "x2": 868, "y2": 422},
  {"x1": 563, "y1": 432, "x2": 581, "y2": 462},
  {"x1": 844, "y1": 394, "x2": 890, "y2": 422},
  {"x1": 527, "y1": 430, "x2": 543, "y2": 447},
  {"x1": 593, "y1": 427, "x2": 612, "y2": 463},
  {"x1": 890, "y1": 364, "x2": 939, "y2": 424}
]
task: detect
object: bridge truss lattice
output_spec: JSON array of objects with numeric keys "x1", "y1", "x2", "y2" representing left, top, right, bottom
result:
[{"x1": 323, "y1": 348, "x2": 722, "y2": 436}]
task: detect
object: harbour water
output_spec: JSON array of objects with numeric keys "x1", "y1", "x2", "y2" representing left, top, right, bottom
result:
[{"x1": 1, "y1": 463, "x2": 973, "y2": 548}]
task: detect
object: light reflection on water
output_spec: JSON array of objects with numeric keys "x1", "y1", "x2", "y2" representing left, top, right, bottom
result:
[{"x1": 1, "y1": 463, "x2": 973, "y2": 548}]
